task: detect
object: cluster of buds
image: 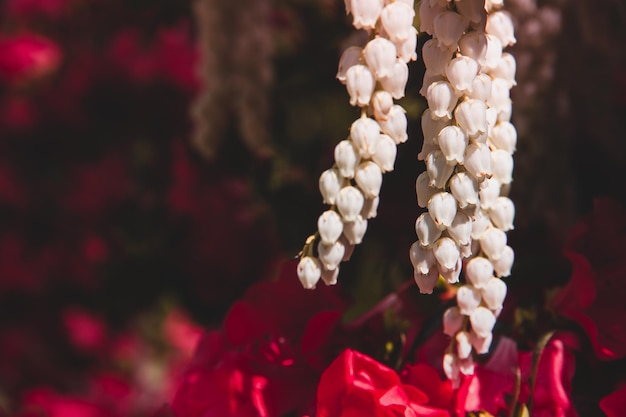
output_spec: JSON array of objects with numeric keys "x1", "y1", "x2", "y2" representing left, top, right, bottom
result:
[
  {"x1": 297, "y1": 0, "x2": 418, "y2": 289},
  {"x1": 412, "y1": 0, "x2": 516, "y2": 386}
]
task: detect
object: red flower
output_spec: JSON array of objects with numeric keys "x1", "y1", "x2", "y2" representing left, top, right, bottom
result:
[
  {"x1": 0, "y1": 33, "x2": 61, "y2": 85},
  {"x1": 599, "y1": 384, "x2": 626, "y2": 417},
  {"x1": 552, "y1": 198, "x2": 626, "y2": 360}
]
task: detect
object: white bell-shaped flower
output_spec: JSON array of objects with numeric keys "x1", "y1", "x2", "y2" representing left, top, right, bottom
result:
[
  {"x1": 415, "y1": 212, "x2": 442, "y2": 247},
  {"x1": 485, "y1": 0, "x2": 504, "y2": 10},
  {"x1": 448, "y1": 212, "x2": 472, "y2": 246},
  {"x1": 297, "y1": 256, "x2": 322, "y2": 289},
  {"x1": 485, "y1": 106, "x2": 499, "y2": 140},
  {"x1": 348, "y1": 0, "x2": 384, "y2": 30},
  {"x1": 480, "y1": 227, "x2": 507, "y2": 260},
  {"x1": 422, "y1": 39, "x2": 454, "y2": 75},
  {"x1": 414, "y1": 268, "x2": 440, "y2": 294},
  {"x1": 381, "y1": 2, "x2": 415, "y2": 43},
  {"x1": 336, "y1": 186, "x2": 365, "y2": 221},
  {"x1": 343, "y1": 215, "x2": 368, "y2": 244},
  {"x1": 443, "y1": 353, "x2": 461, "y2": 387},
  {"x1": 433, "y1": 237, "x2": 461, "y2": 271},
  {"x1": 372, "y1": 134, "x2": 397, "y2": 172},
  {"x1": 469, "y1": 331, "x2": 493, "y2": 354},
  {"x1": 340, "y1": 235, "x2": 355, "y2": 261},
  {"x1": 467, "y1": 73, "x2": 492, "y2": 102},
  {"x1": 318, "y1": 210, "x2": 344, "y2": 245},
  {"x1": 426, "y1": 150, "x2": 455, "y2": 188},
  {"x1": 450, "y1": 172, "x2": 479, "y2": 208},
  {"x1": 489, "y1": 78, "x2": 511, "y2": 117},
  {"x1": 479, "y1": 177, "x2": 501, "y2": 210},
  {"x1": 456, "y1": 0, "x2": 486, "y2": 25},
  {"x1": 419, "y1": 0, "x2": 447, "y2": 35},
  {"x1": 346, "y1": 65, "x2": 376, "y2": 107},
  {"x1": 455, "y1": 99, "x2": 488, "y2": 138},
  {"x1": 491, "y1": 121, "x2": 517, "y2": 154},
  {"x1": 416, "y1": 172, "x2": 438, "y2": 208},
  {"x1": 497, "y1": 98, "x2": 512, "y2": 123},
  {"x1": 464, "y1": 142, "x2": 492, "y2": 181},
  {"x1": 426, "y1": 81, "x2": 458, "y2": 120},
  {"x1": 334, "y1": 140, "x2": 361, "y2": 178},
  {"x1": 489, "y1": 196, "x2": 515, "y2": 231},
  {"x1": 428, "y1": 192, "x2": 457, "y2": 229},
  {"x1": 445, "y1": 56, "x2": 479, "y2": 94},
  {"x1": 437, "y1": 125, "x2": 468, "y2": 165},
  {"x1": 317, "y1": 240, "x2": 345, "y2": 271},
  {"x1": 350, "y1": 116, "x2": 380, "y2": 159},
  {"x1": 410, "y1": 240, "x2": 436, "y2": 275},
  {"x1": 372, "y1": 91, "x2": 394, "y2": 120},
  {"x1": 364, "y1": 37, "x2": 397, "y2": 80},
  {"x1": 457, "y1": 284, "x2": 482, "y2": 315},
  {"x1": 490, "y1": 52, "x2": 517, "y2": 88},
  {"x1": 380, "y1": 60, "x2": 409, "y2": 99},
  {"x1": 337, "y1": 46, "x2": 363, "y2": 83},
  {"x1": 395, "y1": 27, "x2": 418, "y2": 63},
  {"x1": 433, "y1": 11, "x2": 468, "y2": 50},
  {"x1": 465, "y1": 256, "x2": 494, "y2": 289},
  {"x1": 486, "y1": 11, "x2": 516, "y2": 47},
  {"x1": 491, "y1": 149, "x2": 513, "y2": 184},
  {"x1": 491, "y1": 245, "x2": 514, "y2": 277},
  {"x1": 482, "y1": 277, "x2": 507, "y2": 312},
  {"x1": 456, "y1": 331, "x2": 473, "y2": 359},
  {"x1": 378, "y1": 105, "x2": 408, "y2": 144},
  {"x1": 440, "y1": 256, "x2": 462, "y2": 284},
  {"x1": 421, "y1": 109, "x2": 452, "y2": 144},
  {"x1": 459, "y1": 31, "x2": 488, "y2": 65},
  {"x1": 470, "y1": 306, "x2": 496, "y2": 338},
  {"x1": 361, "y1": 196, "x2": 379, "y2": 219},
  {"x1": 418, "y1": 140, "x2": 438, "y2": 162},
  {"x1": 443, "y1": 306, "x2": 464, "y2": 336},
  {"x1": 355, "y1": 161, "x2": 383, "y2": 198},
  {"x1": 319, "y1": 168, "x2": 343, "y2": 205},
  {"x1": 471, "y1": 209, "x2": 492, "y2": 239},
  {"x1": 483, "y1": 34, "x2": 503, "y2": 71},
  {"x1": 420, "y1": 70, "x2": 445, "y2": 97},
  {"x1": 321, "y1": 265, "x2": 340, "y2": 286}
]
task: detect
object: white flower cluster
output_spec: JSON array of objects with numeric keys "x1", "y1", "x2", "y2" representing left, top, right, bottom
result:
[
  {"x1": 412, "y1": 0, "x2": 516, "y2": 386},
  {"x1": 297, "y1": 0, "x2": 418, "y2": 290}
]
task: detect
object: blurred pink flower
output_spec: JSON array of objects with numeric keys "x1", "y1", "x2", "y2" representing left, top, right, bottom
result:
[{"x1": 0, "y1": 33, "x2": 61, "y2": 85}]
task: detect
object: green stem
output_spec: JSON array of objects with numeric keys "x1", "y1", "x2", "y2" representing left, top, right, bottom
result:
[{"x1": 528, "y1": 331, "x2": 555, "y2": 414}]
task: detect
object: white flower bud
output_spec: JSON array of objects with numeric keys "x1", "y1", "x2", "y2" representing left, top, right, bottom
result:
[
  {"x1": 443, "y1": 306, "x2": 464, "y2": 336},
  {"x1": 445, "y1": 56, "x2": 479, "y2": 94},
  {"x1": 414, "y1": 267, "x2": 440, "y2": 294},
  {"x1": 380, "y1": 60, "x2": 409, "y2": 99},
  {"x1": 372, "y1": 91, "x2": 394, "y2": 120},
  {"x1": 497, "y1": 98, "x2": 512, "y2": 123},
  {"x1": 460, "y1": 242, "x2": 473, "y2": 258},
  {"x1": 455, "y1": 99, "x2": 487, "y2": 137},
  {"x1": 479, "y1": 177, "x2": 501, "y2": 210},
  {"x1": 422, "y1": 109, "x2": 452, "y2": 144},
  {"x1": 491, "y1": 149, "x2": 513, "y2": 185},
  {"x1": 482, "y1": 277, "x2": 507, "y2": 313},
  {"x1": 418, "y1": 140, "x2": 438, "y2": 162},
  {"x1": 456, "y1": 0, "x2": 486, "y2": 25},
  {"x1": 339, "y1": 235, "x2": 355, "y2": 261},
  {"x1": 433, "y1": 237, "x2": 461, "y2": 271},
  {"x1": 448, "y1": 212, "x2": 472, "y2": 246},
  {"x1": 470, "y1": 306, "x2": 496, "y2": 338},
  {"x1": 426, "y1": 150, "x2": 455, "y2": 188},
  {"x1": 410, "y1": 241, "x2": 436, "y2": 274},
  {"x1": 419, "y1": 0, "x2": 447, "y2": 35},
  {"x1": 440, "y1": 256, "x2": 462, "y2": 284},
  {"x1": 364, "y1": 37, "x2": 397, "y2": 80},
  {"x1": 427, "y1": 81, "x2": 459, "y2": 120},
  {"x1": 486, "y1": 11, "x2": 516, "y2": 47},
  {"x1": 457, "y1": 285, "x2": 482, "y2": 315},
  {"x1": 378, "y1": 105, "x2": 408, "y2": 144},
  {"x1": 318, "y1": 210, "x2": 344, "y2": 245},
  {"x1": 422, "y1": 39, "x2": 454, "y2": 75},
  {"x1": 334, "y1": 140, "x2": 361, "y2": 178},
  {"x1": 355, "y1": 161, "x2": 383, "y2": 198},
  {"x1": 465, "y1": 256, "x2": 494, "y2": 288},
  {"x1": 321, "y1": 265, "x2": 339, "y2": 286},
  {"x1": 483, "y1": 34, "x2": 503, "y2": 71},
  {"x1": 297, "y1": 256, "x2": 322, "y2": 289},
  {"x1": 351, "y1": 117, "x2": 380, "y2": 158},
  {"x1": 318, "y1": 240, "x2": 345, "y2": 271},
  {"x1": 490, "y1": 52, "x2": 517, "y2": 88},
  {"x1": 433, "y1": 11, "x2": 468, "y2": 49},
  {"x1": 492, "y1": 245, "x2": 514, "y2": 277},
  {"x1": 428, "y1": 192, "x2": 457, "y2": 229},
  {"x1": 348, "y1": 0, "x2": 384, "y2": 30},
  {"x1": 450, "y1": 172, "x2": 479, "y2": 208},
  {"x1": 381, "y1": 2, "x2": 415, "y2": 43},
  {"x1": 489, "y1": 196, "x2": 515, "y2": 231},
  {"x1": 319, "y1": 168, "x2": 343, "y2": 205},
  {"x1": 372, "y1": 134, "x2": 397, "y2": 172},
  {"x1": 437, "y1": 125, "x2": 468, "y2": 165},
  {"x1": 415, "y1": 212, "x2": 442, "y2": 247},
  {"x1": 485, "y1": 106, "x2": 498, "y2": 140},
  {"x1": 346, "y1": 65, "x2": 376, "y2": 107},
  {"x1": 459, "y1": 31, "x2": 488, "y2": 65},
  {"x1": 336, "y1": 186, "x2": 365, "y2": 221},
  {"x1": 420, "y1": 70, "x2": 445, "y2": 97},
  {"x1": 464, "y1": 143, "x2": 492, "y2": 181},
  {"x1": 489, "y1": 78, "x2": 511, "y2": 116},
  {"x1": 491, "y1": 121, "x2": 517, "y2": 154},
  {"x1": 456, "y1": 331, "x2": 473, "y2": 359},
  {"x1": 395, "y1": 27, "x2": 418, "y2": 63},
  {"x1": 480, "y1": 227, "x2": 507, "y2": 260},
  {"x1": 416, "y1": 172, "x2": 438, "y2": 208},
  {"x1": 467, "y1": 73, "x2": 492, "y2": 102},
  {"x1": 443, "y1": 353, "x2": 460, "y2": 386},
  {"x1": 361, "y1": 196, "x2": 379, "y2": 219},
  {"x1": 337, "y1": 46, "x2": 363, "y2": 83},
  {"x1": 471, "y1": 209, "x2": 492, "y2": 239},
  {"x1": 470, "y1": 331, "x2": 492, "y2": 354},
  {"x1": 343, "y1": 215, "x2": 368, "y2": 244}
]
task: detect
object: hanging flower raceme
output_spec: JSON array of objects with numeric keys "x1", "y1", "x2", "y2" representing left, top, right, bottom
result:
[
  {"x1": 414, "y1": 0, "x2": 517, "y2": 387},
  {"x1": 297, "y1": 0, "x2": 418, "y2": 289}
]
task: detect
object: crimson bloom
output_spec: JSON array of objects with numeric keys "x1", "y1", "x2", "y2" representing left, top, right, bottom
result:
[{"x1": 0, "y1": 33, "x2": 61, "y2": 85}]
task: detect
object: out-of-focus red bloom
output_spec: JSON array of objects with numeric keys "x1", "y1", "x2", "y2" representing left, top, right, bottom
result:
[
  {"x1": 19, "y1": 388, "x2": 109, "y2": 417},
  {"x1": 62, "y1": 307, "x2": 108, "y2": 354},
  {"x1": 0, "y1": 33, "x2": 61, "y2": 85},
  {"x1": 163, "y1": 309, "x2": 203, "y2": 358},
  {"x1": 599, "y1": 384, "x2": 626, "y2": 417},
  {"x1": 316, "y1": 349, "x2": 451, "y2": 417},
  {"x1": 552, "y1": 198, "x2": 626, "y2": 360},
  {"x1": 5, "y1": 0, "x2": 73, "y2": 20}
]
